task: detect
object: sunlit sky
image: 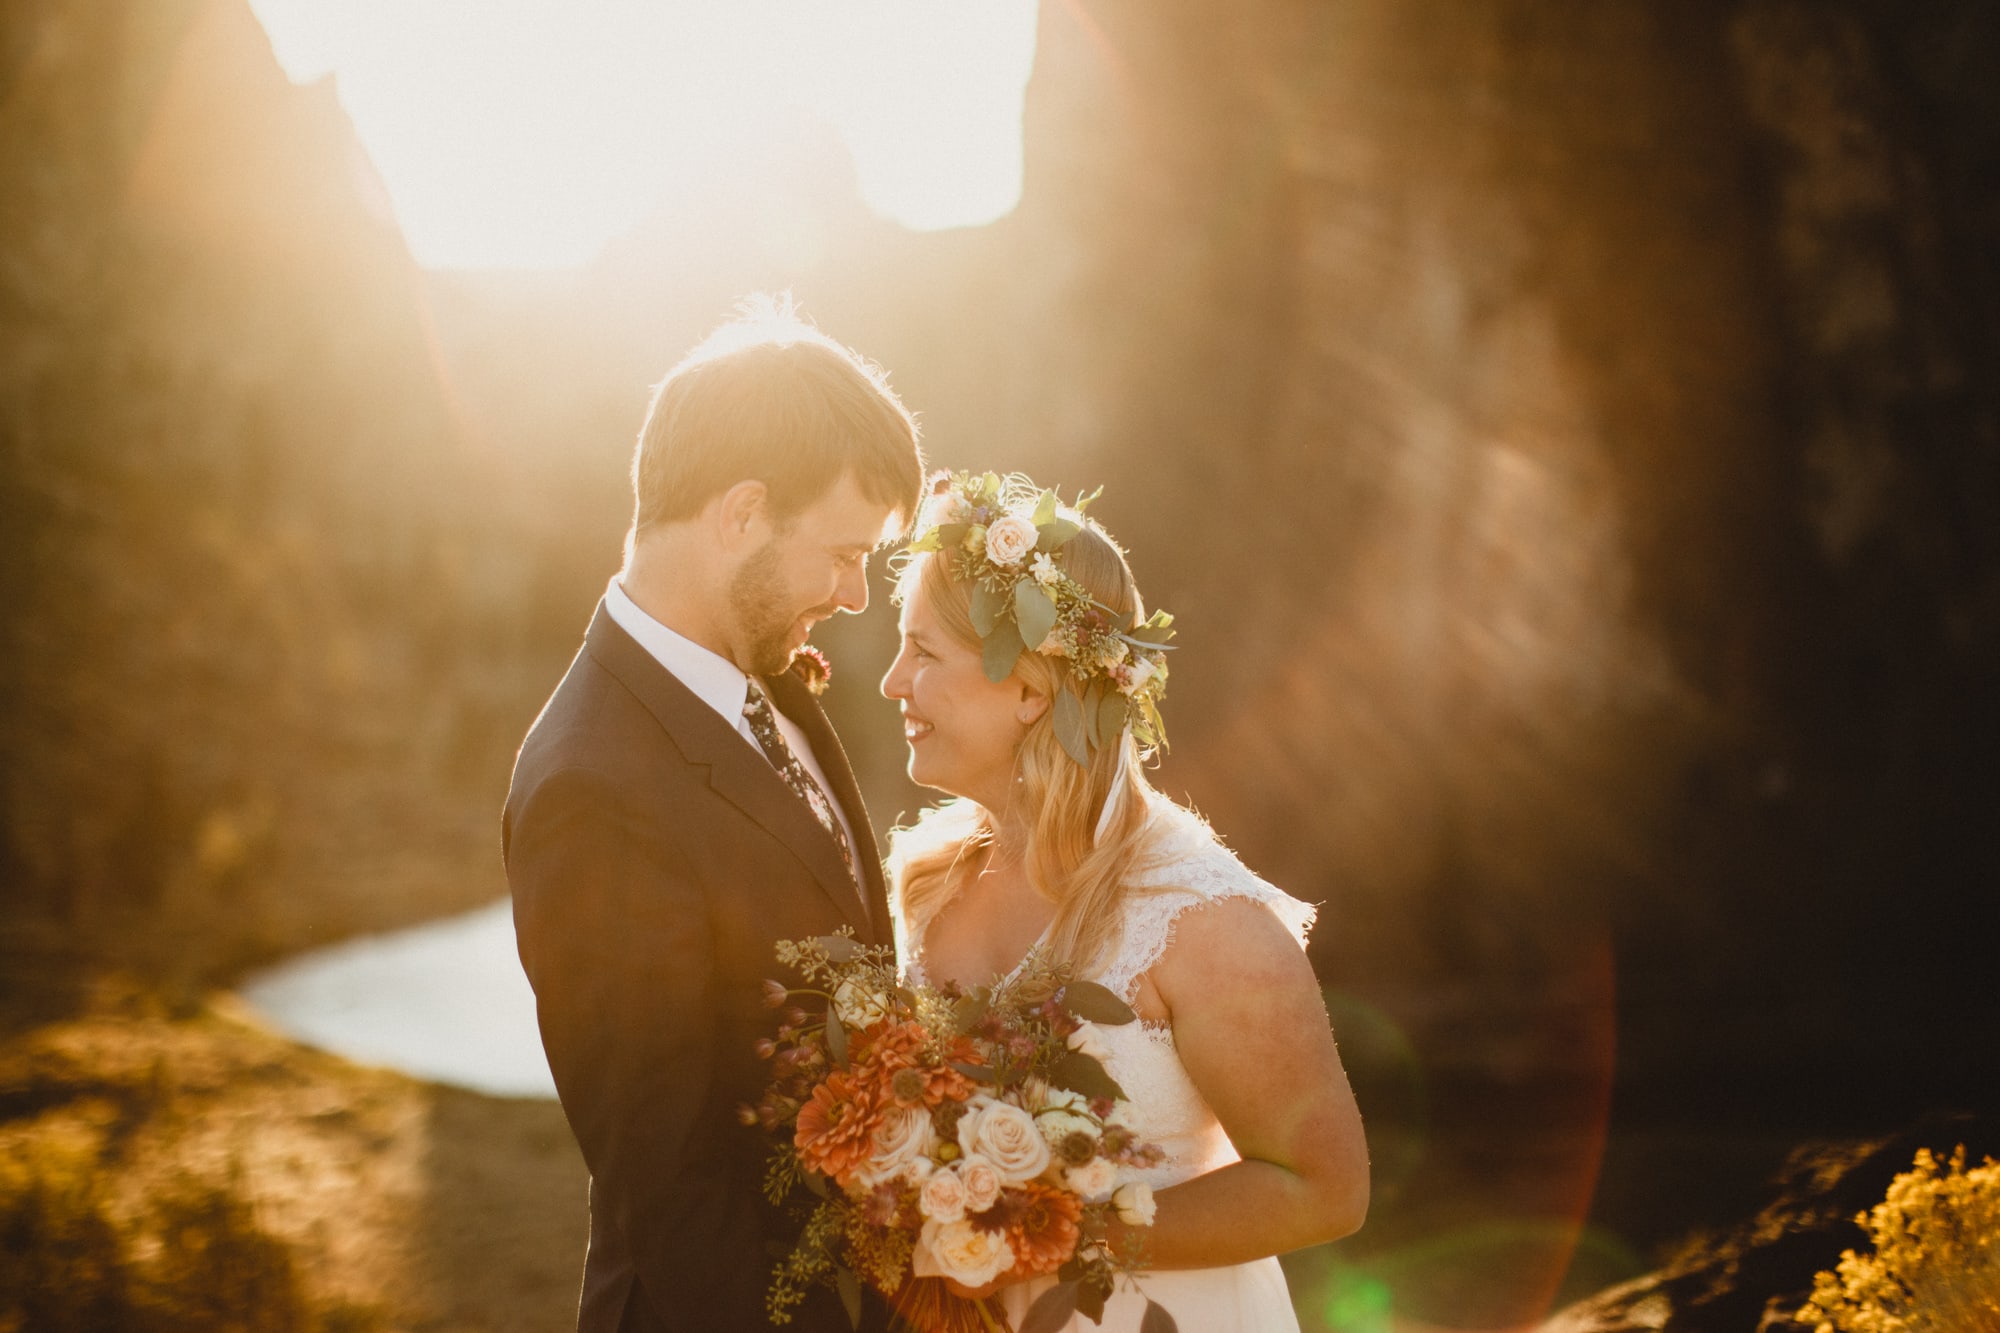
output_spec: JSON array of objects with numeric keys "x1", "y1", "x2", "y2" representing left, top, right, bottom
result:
[{"x1": 247, "y1": 1, "x2": 1039, "y2": 269}]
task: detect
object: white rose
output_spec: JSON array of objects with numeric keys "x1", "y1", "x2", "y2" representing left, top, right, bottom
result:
[
  {"x1": 917, "y1": 1165, "x2": 970, "y2": 1223},
  {"x1": 957, "y1": 1097, "x2": 1051, "y2": 1184},
  {"x1": 832, "y1": 978, "x2": 891, "y2": 1029},
  {"x1": 983, "y1": 514, "x2": 1038, "y2": 567},
  {"x1": 922, "y1": 492, "x2": 972, "y2": 531},
  {"x1": 1066, "y1": 1023, "x2": 1113, "y2": 1064},
  {"x1": 852, "y1": 1107, "x2": 937, "y2": 1189},
  {"x1": 1030, "y1": 552, "x2": 1060, "y2": 587},
  {"x1": 957, "y1": 1154, "x2": 1004, "y2": 1213},
  {"x1": 1119, "y1": 657, "x2": 1158, "y2": 697},
  {"x1": 1113, "y1": 1181, "x2": 1156, "y2": 1227},
  {"x1": 913, "y1": 1218, "x2": 1016, "y2": 1288},
  {"x1": 1063, "y1": 1157, "x2": 1119, "y2": 1200}
]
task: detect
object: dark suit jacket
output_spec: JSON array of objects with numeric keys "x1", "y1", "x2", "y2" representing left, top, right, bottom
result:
[{"x1": 503, "y1": 603, "x2": 890, "y2": 1333}]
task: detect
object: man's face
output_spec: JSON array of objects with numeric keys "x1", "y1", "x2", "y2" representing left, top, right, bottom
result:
[{"x1": 725, "y1": 473, "x2": 902, "y2": 677}]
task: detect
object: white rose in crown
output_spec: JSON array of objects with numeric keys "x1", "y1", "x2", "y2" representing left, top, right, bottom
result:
[
  {"x1": 913, "y1": 1218, "x2": 1016, "y2": 1288},
  {"x1": 917, "y1": 1163, "x2": 970, "y2": 1223},
  {"x1": 957, "y1": 1097, "x2": 1052, "y2": 1183},
  {"x1": 1114, "y1": 1181, "x2": 1156, "y2": 1226},
  {"x1": 957, "y1": 1154, "x2": 1004, "y2": 1212},
  {"x1": 1063, "y1": 1156, "x2": 1119, "y2": 1201},
  {"x1": 983, "y1": 514, "x2": 1039, "y2": 567},
  {"x1": 923, "y1": 492, "x2": 973, "y2": 531},
  {"x1": 852, "y1": 1107, "x2": 937, "y2": 1189},
  {"x1": 832, "y1": 978, "x2": 891, "y2": 1029}
]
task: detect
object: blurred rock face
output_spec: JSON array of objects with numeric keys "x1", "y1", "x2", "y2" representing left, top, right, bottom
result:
[
  {"x1": 987, "y1": 0, "x2": 1999, "y2": 1112},
  {"x1": 0, "y1": 0, "x2": 548, "y2": 986}
]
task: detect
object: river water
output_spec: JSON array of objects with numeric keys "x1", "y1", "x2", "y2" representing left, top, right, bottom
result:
[{"x1": 239, "y1": 898, "x2": 557, "y2": 1099}]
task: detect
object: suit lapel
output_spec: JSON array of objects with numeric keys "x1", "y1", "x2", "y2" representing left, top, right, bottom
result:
[
  {"x1": 763, "y1": 666, "x2": 888, "y2": 939},
  {"x1": 582, "y1": 604, "x2": 876, "y2": 941}
]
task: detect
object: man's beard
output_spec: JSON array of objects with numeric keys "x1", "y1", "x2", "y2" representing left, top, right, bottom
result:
[{"x1": 728, "y1": 540, "x2": 832, "y2": 677}]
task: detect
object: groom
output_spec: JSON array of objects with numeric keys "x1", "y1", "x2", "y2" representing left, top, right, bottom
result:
[{"x1": 503, "y1": 301, "x2": 923, "y2": 1332}]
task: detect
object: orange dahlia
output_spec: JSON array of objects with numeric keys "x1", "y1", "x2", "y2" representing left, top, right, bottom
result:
[
  {"x1": 1004, "y1": 1179, "x2": 1083, "y2": 1279},
  {"x1": 793, "y1": 1070, "x2": 882, "y2": 1187}
]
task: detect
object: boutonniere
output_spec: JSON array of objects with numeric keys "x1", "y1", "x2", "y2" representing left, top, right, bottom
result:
[{"x1": 792, "y1": 645, "x2": 831, "y2": 696}]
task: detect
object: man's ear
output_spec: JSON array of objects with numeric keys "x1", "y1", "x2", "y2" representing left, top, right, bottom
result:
[
  {"x1": 712, "y1": 480, "x2": 771, "y2": 552},
  {"x1": 1017, "y1": 685, "x2": 1051, "y2": 727}
]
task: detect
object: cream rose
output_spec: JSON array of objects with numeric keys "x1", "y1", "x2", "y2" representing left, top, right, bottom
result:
[
  {"x1": 1063, "y1": 1157, "x2": 1119, "y2": 1200},
  {"x1": 852, "y1": 1107, "x2": 937, "y2": 1189},
  {"x1": 913, "y1": 1218, "x2": 1016, "y2": 1288},
  {"x1": 957, "y1": 1098, "x2": 1051, "y2": 1184},
  {"x1": 922, "y1": 492, "x2": 972, "y2": 531},
  {"x1": 983, "y1": 514, "x2": 1038, "y2": 567},
  {"x1": 1113, "y1": 1181, "x2": 1156, "y2": 1226},
  {"x1": 832, "y1": 978, "x2": 892, "y2": 1029},
  {"x1": 917, "y1": 1164, "x2": 969, "y2": 1223},
  {"x1": 957, "y1": 1154, "x2": 1004, "y2": 1213}
]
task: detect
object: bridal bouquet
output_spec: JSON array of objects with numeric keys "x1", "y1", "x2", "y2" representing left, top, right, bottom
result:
[{"x1": 748, "y1": 935, "x2": 1179, "y2": 1333}]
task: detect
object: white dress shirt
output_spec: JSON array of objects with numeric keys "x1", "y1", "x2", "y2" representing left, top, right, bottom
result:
[{"x1": 602, "y1": 578, "x2": 858, "y2": 856}]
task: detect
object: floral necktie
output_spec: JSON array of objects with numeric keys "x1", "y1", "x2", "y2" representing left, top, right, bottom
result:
[{"x1": 742, "y1": 681, "x2": 859, "y2": 892}]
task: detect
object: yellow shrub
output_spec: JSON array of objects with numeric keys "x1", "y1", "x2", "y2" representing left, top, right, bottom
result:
[{"x1": 1799, "y1": 1145, "x2": 2000, "y2": 1333}]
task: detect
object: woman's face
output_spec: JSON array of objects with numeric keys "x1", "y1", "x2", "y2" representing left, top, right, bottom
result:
[{"x1": 879, "y1": 572, "x2": 1040, "y2": 810}]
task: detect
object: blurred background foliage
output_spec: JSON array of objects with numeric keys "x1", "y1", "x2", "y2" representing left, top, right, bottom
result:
[{"x1": 3, "y1": 0, "x2": 1997, "y2": 1327}]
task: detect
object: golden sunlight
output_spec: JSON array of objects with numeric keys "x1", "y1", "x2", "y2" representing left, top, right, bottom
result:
[{"x1": 246, "y1": 0, "x2": 1039, "y2": 270}]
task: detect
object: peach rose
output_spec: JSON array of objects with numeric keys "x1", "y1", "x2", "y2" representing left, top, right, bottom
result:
[
  {"x1": 852, "y1": 1106, "x2": 937, "y2": 1189},
  {"x1": 913, "y1": 1218, "x2": 1016, "y2": 1288},
  {"x1": 958, "y1": 1154, "x2": 1004, "y2": 1213},
  {"x1": 983, "y1": 514, "x2": 1038, "y2": 567},
  {"x1": 917, "y1": 1164, "x2": 970, "y2": 1223},
  {"x1": 957, "y1": 1098, "x2": 1052, "y2": 1184}
]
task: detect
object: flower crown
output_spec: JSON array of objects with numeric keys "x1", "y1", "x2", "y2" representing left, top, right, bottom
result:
[{"x1": 905, "y1": 470, "x2": 1175, "y2": 765}]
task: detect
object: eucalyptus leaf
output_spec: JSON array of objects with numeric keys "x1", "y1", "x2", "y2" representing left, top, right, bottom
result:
[
  {"x1": 1053, "y1": 690, "x2": 1091, "y2": 766},
  {"x1": 1095, "y1": 691, "x2": 1129, "y2": 749},
  {"x1": 836, "y1": 1269, "x2": 863, "y2": 1330},
  {"x1": 906, "y1": 530, "x2": 942, "y2": 553},
  {"x1": 951, "y1": 992, "x2": 990, "y2": 1032},
  {"x1": 950, "y1": 1060, "x2": 998, "y2": 1083},
  {"x1": 824, "y1": 1012, "x2": 849, "y2": 1066},
  {"x1": 1019, "y1": 1282, "x2": 1081, "y2": 1333},
  {"x1": 981, "y1": 619, "x2": 1025, "y2": 683},
  {"x1": 1014, "y1": 581, "x2": 1058, "y2": 651},
  {"x1": 979, "y1": 471, "x2": 1003, "y2": 499},
  {"x1": 1037, "y1": 517, "x2": 1082, "y2": 552},
  {"x1": 969, "y1": 581, "x2": 1007, "y2": 637},
  {"x1": 1077, "y1": 1282, "x2": 1108, "y2": 1325},
  {"x1": 1138, "y1": 1298, "x2": 1179, "y2": 1333},
  {"x1": 815, "y1": 935, "x2": 861, "y2": 963},
  {"x1": 803, "y1": 1170, "x2": 828, "y2": 1198},
  {"x1": 1061, "y1": 979, "x2": 1138, "y2": 1025},
  {"x1": 1048, "y1": 1049, "x2": 1127, "y2": 1102},
  {"x1": 1032, "y1": 489, "x2": 1059, "y2": 526}
]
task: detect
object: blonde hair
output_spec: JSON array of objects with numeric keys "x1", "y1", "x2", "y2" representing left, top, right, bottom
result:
[{"x1": 888, "y1": 521, "x2": 1160, "y2": 978}]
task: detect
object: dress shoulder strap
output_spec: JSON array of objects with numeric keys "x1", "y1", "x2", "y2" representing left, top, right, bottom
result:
[{"x1": 1095, "y1": 798, "x2": 1319, "y2": 1002}]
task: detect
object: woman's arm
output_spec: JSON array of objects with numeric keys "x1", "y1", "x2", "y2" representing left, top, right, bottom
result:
[{"x1": 1114, "y1": 895, "x2": 1370, "y2": 1268}]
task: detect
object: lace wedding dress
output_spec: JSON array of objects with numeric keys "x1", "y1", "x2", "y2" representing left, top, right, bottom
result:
[{"x1": 893, "y1": 793, "x2": 1316, "y2": 1333}]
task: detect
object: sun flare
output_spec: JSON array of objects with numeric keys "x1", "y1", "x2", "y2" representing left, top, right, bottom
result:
[{"x1": 247, "y1": 1, "x2": 1039, "y2": 270}]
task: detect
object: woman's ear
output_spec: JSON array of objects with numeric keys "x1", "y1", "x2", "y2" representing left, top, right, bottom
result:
[{"x1": 1016, "y1": 684, "x2": 1051, "y2": 727}]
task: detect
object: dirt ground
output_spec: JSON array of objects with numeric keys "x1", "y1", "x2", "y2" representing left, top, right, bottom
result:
[{"x1": 0, "y1": 979, "x2": 588, "y2": 1332}]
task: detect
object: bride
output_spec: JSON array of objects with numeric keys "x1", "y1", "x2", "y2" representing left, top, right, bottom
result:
[{"x1": 879, "y1": 472, "x2": 1369, "y2": 1332}]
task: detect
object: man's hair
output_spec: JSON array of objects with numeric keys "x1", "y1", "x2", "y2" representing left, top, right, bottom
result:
[{"x1": 629, "y1": 296, "x2": 923, "y2": 536}]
